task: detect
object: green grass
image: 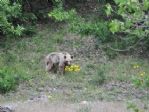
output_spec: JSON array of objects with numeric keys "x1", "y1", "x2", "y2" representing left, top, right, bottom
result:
[
  {"x1": 0, "y1": 23, "x2": 149, "y2": 106},
  {"x1": 0, "y1": 23, "x2": 65, "y2": 93}
]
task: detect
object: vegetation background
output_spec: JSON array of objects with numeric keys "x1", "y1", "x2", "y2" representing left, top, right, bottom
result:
[{"x1": 0, "y1": 0, "x2": 149, "y2": 112}]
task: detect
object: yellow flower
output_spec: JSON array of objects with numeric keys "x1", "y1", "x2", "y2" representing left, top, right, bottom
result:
[
  {"x1": 133, "y1": 64, "x2": 139, "y2": 69},
  {"x1": 67, "y1": 68, "x2": 70, "y2": 71},
  {"x1": 74, "y1": 65, "x2": 79, "y2": 68},
  {"x1": 74, "y1": 68, "x2": 80, "y2": 72},
  {"x1": 65, "y1": 66, "x2": 70, "y2": 71},
  {"x1": 140, "y1": 72, "x2": 145, "y2": 77},
  {"x1": 65, "y1": 66, "x2": 69, "y2": 69},
  {"x1": 70, "y1": 65, "x2": 73, "y2": 68},
  {"x1": 69, "y1": 68, "x2": 73, "y2": 71},
  {"x1": 65, "y1": 65, "x2": 81, "y2": 72},
  {"x1": 74, "y1": 65, "x2": 80, "y2": 69}
]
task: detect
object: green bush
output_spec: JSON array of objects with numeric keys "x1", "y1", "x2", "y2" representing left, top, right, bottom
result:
[
  {"x1": 106, "y1": 0, "x2": 149, "y2": 51},
  {"x1": 0, "y1": 67, "x2": 28, "y2": 93},
  {"x1": 0, "y1": 0, "x2": 24, "y2": 37},
  {"x1": 70, "y1": 20, "x2": 111, "y2": 42},
  {"x1": 127, "y1": 102, "x2": 144, "y2": 112},
  {"x1": 132, "y1": 72, "x2": 149, "y2": 88},
  {"x1": 49, "y1": 8, "x2": 111, "y2": 42},
  {"x1": 0, "y1": 0, "x2": 37, "y2": 38},
  {"x1": 49, "y1": 8, "x2": 77, "y2": 21},
  {"x1": 23, "y1": 25, "x2": 36, "y2": 36}
]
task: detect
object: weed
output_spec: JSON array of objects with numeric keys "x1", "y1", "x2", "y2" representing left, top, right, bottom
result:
[
  {"x1": 0, "y1": 67, "x2": 28, "y2": 93},
  {"x1": 90, "y1": 68, "x2": 106, "y2": 86},
  {"x1": 65, "y1": 71, "x2": 84, "y2": 83},
  {"x1": 132, "y1": 72, "x2": 149, "y2": 88},
  {"x1": 127, "y1": 102, "x2": 144, "y2": 112},
  {"x1": 131, "y1": 63, "x2": 149, "y2": 88}
]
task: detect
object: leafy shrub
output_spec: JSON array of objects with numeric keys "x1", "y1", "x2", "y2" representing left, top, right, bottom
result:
[
  {"x1": 127, "y1": 102, "x2": 144, "y2": 112},
  {"x1": 48, "y1": 8, "x2": 77, "y2": 21},
  {"x1": 70, "y1": 19, "x2": 111, "y2": 42},
  {"x1": 131, "y1": 64, "x2": 149, "y2": 88},
  {"x1": 0, "y1": 67, "x2": 28, "y2": 93},
  {"x1": 0, "y1": 0, "x2": 24, "y2": 37},
  {"x1": 0, "y1": 0, "x2": 38, "y2": 38},
  {"x1": 49, "y1": 8, "x2": 111, "y2": 42},
  {"x1": 23, "y1": 25, "x2": 36, "y2": 36},
  {"x1": 132, "y1": 73, "x2": 149, "y2": 88},
  {"x1": 105, "y1": 0, "x2": 149, "y2": 51},
  {"x1": 21, "y1": 12, "x2": 37, "y2": 24}
]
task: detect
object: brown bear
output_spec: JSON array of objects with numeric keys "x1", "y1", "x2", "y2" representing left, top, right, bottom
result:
[{"x1": 45, "y1": 52, "x2": 73, "y2": 74}]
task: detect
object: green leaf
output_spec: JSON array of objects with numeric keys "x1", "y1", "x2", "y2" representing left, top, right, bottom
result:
[
  {"x1": 143, "y1": 0, "x2": 149, "y2": 10},
  {"x1": 109, "y1": 20, "x2": 121, "y2": 33},
  {"x1": 114, "y1": 0, "x2": 128, "y2": 4},
  {"x1": 105, "y1": 3, "x2": 113, "y2": 16}
]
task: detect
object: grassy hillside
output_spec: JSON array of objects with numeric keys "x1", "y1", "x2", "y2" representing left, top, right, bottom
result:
[{"x1": 0, "y1": 22, "x2": 148, "y2": 111}]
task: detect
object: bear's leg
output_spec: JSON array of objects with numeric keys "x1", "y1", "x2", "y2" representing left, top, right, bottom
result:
[
  {"x1": 52, "y1": 64, "x2": 58, "y2": 73},
  {"x1": 58, "y1": 64, "x2": 65, "y2": 75},
  {"x1": 45, "y1": 59, "x2": 53, "y2": 73}
]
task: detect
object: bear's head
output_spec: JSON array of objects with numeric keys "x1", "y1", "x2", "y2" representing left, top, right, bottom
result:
[{"x1": 64, "y1": 53, "x2": 73, "y2": 66}]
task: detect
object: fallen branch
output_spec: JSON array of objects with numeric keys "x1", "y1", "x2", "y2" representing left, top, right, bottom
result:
[{"x1": 107, "y1": 37, "x2": 144, "y2": 52}]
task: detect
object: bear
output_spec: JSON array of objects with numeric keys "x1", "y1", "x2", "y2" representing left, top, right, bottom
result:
[{"x1": 45, "y1": 52, "x2": 73, "y2": 75}]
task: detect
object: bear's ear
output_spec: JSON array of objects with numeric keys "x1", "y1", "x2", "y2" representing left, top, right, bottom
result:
[
  {"x1": 64, "y1": 55, "x2": 66, "y2": 59},
  {"x1": 71, "y1": 55, "x2": 73, "y2": 59}
]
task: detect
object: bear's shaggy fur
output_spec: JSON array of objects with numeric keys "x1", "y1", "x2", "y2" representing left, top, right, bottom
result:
[{"x1": 45, "y1": 52, "x2": 73, "y2": 74}]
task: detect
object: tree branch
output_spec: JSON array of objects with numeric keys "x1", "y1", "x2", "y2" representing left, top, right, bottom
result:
[{"x1": 107, "y1": 37, "x2": 144, "y2": 52}]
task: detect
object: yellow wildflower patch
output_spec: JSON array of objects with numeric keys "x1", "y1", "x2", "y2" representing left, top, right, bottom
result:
[{"x1": 65, "y1": 64, "x2": 80, "y2": 72}]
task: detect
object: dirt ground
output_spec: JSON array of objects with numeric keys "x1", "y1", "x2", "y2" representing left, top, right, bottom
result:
[{"x1": 1, "y1": 100, "x2": 128, "y2": 112}]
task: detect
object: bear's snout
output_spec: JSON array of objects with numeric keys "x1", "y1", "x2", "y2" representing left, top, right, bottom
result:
[{"x1": 65, "y1": 61, "x2": 71, "y2": 66}]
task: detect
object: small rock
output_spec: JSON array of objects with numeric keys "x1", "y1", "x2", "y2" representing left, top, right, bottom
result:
[
  {"x1": 53, "y1": 88, "x2": 56, "y2": 91},
  {"x1": 80, "y1": 101, "x2": 88, "y2": 105},
  {"x1": 29, "y1": 97, "x2": 34, "y2": 100},
  {"x1": 37, "y1": 88, "x2": 44, "y2": 92},
  {"x1": 0, "y1": 106, "x2": 14, "y2": 112}
]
